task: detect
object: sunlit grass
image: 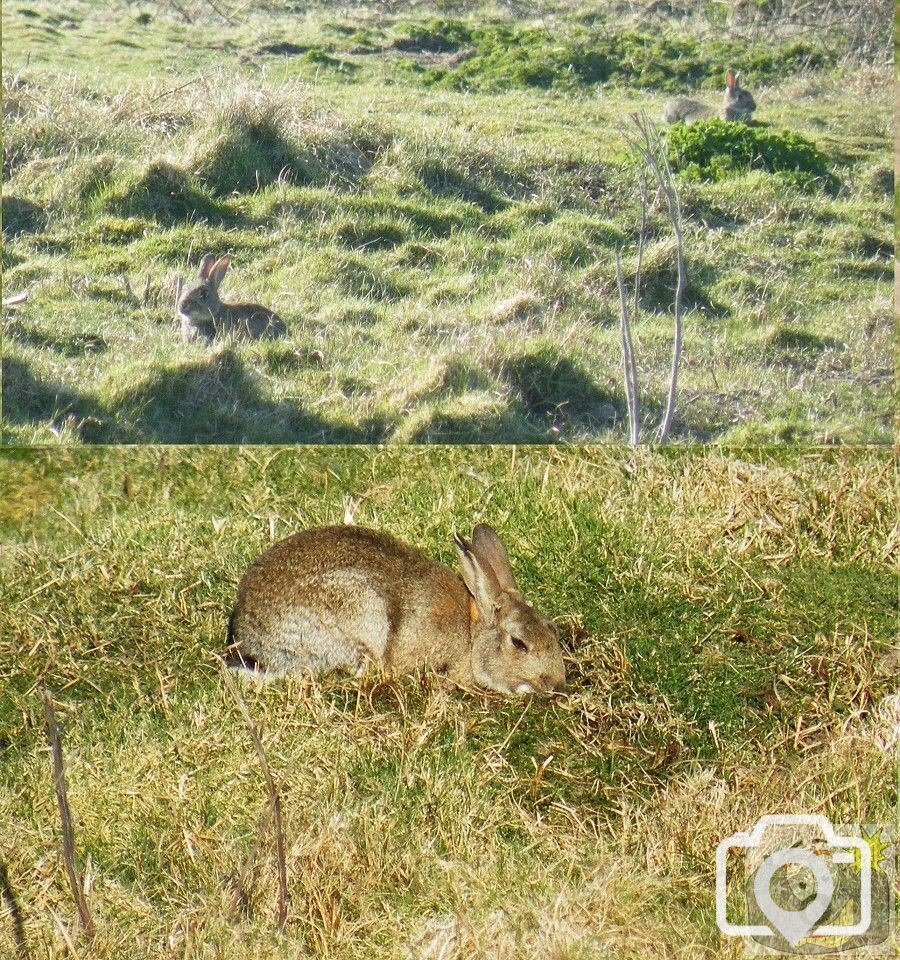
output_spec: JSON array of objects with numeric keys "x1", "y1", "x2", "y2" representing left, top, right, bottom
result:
[
  {"x1": 0, "y1": 445, "x2": 895, "y2": 957},
  {"x1": 1, "y1": 3, "x2": 893, "y2": 444}
]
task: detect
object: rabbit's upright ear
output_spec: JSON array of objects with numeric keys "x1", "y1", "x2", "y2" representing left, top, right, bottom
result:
[
  {"x1": 198, "y1": 253, "x2": 216, "y2": 280},
  {"x1": 471, "y1": 525, "x2": 519, "y2": 594},
  {"x1": 454, "y1": 531, "x2": 502, "y2": 625},
  {"x1": 726, "y1": 69, "x2": 736, "y2": 89},
  {"x1": 209, "y1": 256, "x2": 231, "y2": 290}
]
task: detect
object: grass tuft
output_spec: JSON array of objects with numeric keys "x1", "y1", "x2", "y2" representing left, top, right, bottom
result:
[{"x1": 0, "y1": 445, "x2": 894, "y2": 957}]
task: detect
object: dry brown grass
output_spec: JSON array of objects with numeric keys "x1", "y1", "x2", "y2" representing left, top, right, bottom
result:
[{"x1": 1, "y1": 446, "x2": 894, "y2": 957}]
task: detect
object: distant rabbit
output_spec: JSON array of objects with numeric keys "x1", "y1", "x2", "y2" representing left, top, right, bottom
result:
[
  {"x1": 226, "y1": 523, "x2": 567, "y2": 695},
  {"x1": 177, "y1": 253, "x2": 286, "y2": 343},
  {"x1": 662, "y1": 69, "x2": 756, "y2": 125}
]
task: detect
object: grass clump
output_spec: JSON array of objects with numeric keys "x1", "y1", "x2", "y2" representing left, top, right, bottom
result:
[
  {"x1": 399, "y1": 22, "x2": 829, "y2": 93},
  {"x1": 98, "y1": 160, "x2": 229, "y2": 224},
  {"x1": 0, "y1": 445, "x2": 896, "y2": 958},
  {"x1": 666, "y1": 119, "x2": 836, "y2": 189},
  {"x1": 187, "y1": 89, "x2": 385, "y2": 196}
]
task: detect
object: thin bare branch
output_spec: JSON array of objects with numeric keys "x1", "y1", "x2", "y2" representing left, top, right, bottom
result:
[
  {"x1": 623, "y1": 112, "x2": 687, "y2": 443},
  {"x1": 40, "y1": 690, "x2": 95, "y2": 943},
  {"x1": 615, "y1": 248, "x2": 640, "y2": 445},
  {"x1": 220, "y1": 666, "x2": 289, "y2": 933},
  {"x1": 0, "y1": 860, "x2": 29, "y2": 959},
  {"x1": 229, "y1": 804, "x2": 275, "y2": 920}
]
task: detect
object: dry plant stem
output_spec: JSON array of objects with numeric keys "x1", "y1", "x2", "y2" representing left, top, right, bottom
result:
[
  {"x1": 0, "y1": 860, "x2": 29, "y2": 959},
  {"x1": 654, "y1": 134, "x2": 686, "y2": 443},
  {"x1": 220, "y1": 667, "x2": 289, "y2": 934},
  {"x1": 231, "y1": 804, "x2": 276, "y2": 919},
  {"x1": 614, "y1": 249, "x2": 640, "y2": 445},
  {"x1": 40, "y1": 689, "x2": 96, "y2": 943},
  {"x1": 625, "y1": 113, "x2": 686, "y2": 443}
]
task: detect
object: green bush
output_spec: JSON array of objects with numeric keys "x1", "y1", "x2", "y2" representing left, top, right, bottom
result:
[
  {"x1": 393, "y1": 21, "x2": 829, "y2": 93},
  {"x1": 666, "y1": 120, "x2": 836, "y2": 189},
  {"x1": 393, "y1": 18, "x2": 474, "y2": 52}
]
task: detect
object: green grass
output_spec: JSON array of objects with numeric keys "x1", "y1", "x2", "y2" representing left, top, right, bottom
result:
[
  {"x1": 1, "y1": 1, "x2": 894, "y2": 444},
  {"x1": 1, "y1": 445, "x2": 896, "y2": 957}
]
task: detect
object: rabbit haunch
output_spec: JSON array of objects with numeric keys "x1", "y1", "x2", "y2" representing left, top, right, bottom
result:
[{"x1": 227, "y1": 524, "x2": 566, "y2": 695}]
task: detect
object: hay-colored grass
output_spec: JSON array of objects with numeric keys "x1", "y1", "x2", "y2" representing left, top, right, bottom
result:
[{"x1": 1, "y1": 445, "x2": 895, "y2": 957}]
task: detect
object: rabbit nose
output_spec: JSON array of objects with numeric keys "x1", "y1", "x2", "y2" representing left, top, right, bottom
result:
[{"x1": 542, "y1": 670, "x2": 566, "y2": 693}]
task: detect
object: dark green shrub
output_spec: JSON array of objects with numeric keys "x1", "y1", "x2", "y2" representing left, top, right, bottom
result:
[
  {"x1": 392, "y1": 19, "x2": 473, "y2": 53},
  {"x1": 392, "y1": 21, "x2": 830, "y2": 93},
  {"x1": 666, "y1": 120, "x2": 836, "y2": 189}
]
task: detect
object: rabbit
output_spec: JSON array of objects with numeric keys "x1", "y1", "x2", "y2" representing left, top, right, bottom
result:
[
  {"x1": 177, "y1": 253, "x2": 286, "y2": 343},
  {"x1": 226, "y1": 523, "x2": 567, "y2": 695},
  {"x1": 662, "y1": 69, "x2": 756, "y2": 125}
]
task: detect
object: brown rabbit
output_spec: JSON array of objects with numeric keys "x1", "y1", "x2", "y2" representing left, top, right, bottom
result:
[
  {"x1": 177, "y1": 253, "x2": 286, "y2": 343},
  {"x1": 662, "y1": 69, "x2": 757, "y2": 125},
  {"x1": 226, "y1": 524, "x2": 566, "y2": 695}
]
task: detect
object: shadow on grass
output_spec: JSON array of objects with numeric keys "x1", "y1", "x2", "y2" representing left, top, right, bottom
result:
[
  {"x1": 501, "y1": 345, "x2": 628, "y2": 436},
  {"x1": 6, "y1": 320, "x2": 109, "y2": 358},
  {"x1": 1, "y1": 195, "x2": 46, "y2": 237},
  {"x1": 3, "y1": 350, "x2": 390, "y2": 444},
  {"x1": 2, "y1": 356, "x2": 109, "y2": 441},
  {"x1": 418, "y1": 160, "x2": 507, "y2": 213},
  {"x1": 100, "y1": 161, "x2": 239, "y2": 228}
]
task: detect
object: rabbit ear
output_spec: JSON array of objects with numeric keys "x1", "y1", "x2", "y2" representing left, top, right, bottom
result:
[
  {"x1": 208, "y1": 256, "x2": 231, "y2": 290},
  {"x1": 726, "y1": 69, "x2": 736, "y2": 89},
  {"x1": 454, "y1": 531, "x2": 502, "y2": 625},
  {"x1": 198, "y1": 253, "x2": 216, "y2": 280},
  {"x1": 471, "y1": 524, "x2": 519, "y2": 593}
]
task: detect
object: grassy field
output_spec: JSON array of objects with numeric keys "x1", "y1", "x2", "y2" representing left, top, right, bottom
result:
[
  {"x1": 1, "y1": 445, "x2": 896, "y2": 957},
  {"x1": 2, "y1": 1, "x2": 894, "y2": 444}
]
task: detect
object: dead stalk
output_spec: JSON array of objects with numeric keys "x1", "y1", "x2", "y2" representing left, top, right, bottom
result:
[
  {"x1": 0, "y1": 860, "x2": 29, "y2": 959},
  {"x1": 220, "y1": 667, "x2": 289, "y2": 933},
  {"x1": 40, "y1": 690, "x2": 96, "y2": 943},
  {"x1": 620, "y1": 112, "x2": 687, "y2": 444},
  {"x1": 615, "y1": 249, "x2": 640, "y2": 445}
]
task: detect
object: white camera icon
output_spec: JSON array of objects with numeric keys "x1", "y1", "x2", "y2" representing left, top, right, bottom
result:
[{"x1": 716, "y1": 814, "x2": 872, "y2": 947}]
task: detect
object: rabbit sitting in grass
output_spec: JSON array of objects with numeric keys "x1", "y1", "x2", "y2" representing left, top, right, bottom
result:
[
  {"x1": 178, "y1": 253, "x2": 286, "y2": 343},
  {"x1": 226, "y1": 523, "x2": 567, "y2": 695},
  {"x1": 662, "y1": 69, "x2": 756, "y2": 125}
]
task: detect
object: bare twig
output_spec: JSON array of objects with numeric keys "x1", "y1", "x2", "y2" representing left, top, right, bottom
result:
[
  {"x1": 623, "y1": 113, "x2": 687, "y2": 443},
  {"x1": 145, "y1": 73, "x2": 205, "y2": 107},
  {"x1": 40, "y1": 690, "x2": 95, "y2": 943},
  {"x1": 614, "y1": 249, "x2": 640, "y2": 445},
  {"x1": 228, "y1": 804, "x2": 275, "y2": 919},
  {"x1": 0, "y1": 859, "x2": 29, "y2": 959},
  {"x1": 220, "y1": 666, "x2": 289, "y2": 933},
  {"x1": 2, "y1": 291, "x2": 29, "y2": 307},
  {"x1": 142, "y1": 273, "x2": 152, "y2": 306},
  {"x1": 201, "y1": 0, "x2": 235, "y2": 25}
]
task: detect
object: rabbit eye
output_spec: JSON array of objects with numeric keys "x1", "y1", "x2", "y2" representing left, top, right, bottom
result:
[
  {"x1": 197, "y1": 289, "x2": 207, "y2": 300},
  {"x1": 510, "y1": 636, "x2": 529, "y2": 653}
]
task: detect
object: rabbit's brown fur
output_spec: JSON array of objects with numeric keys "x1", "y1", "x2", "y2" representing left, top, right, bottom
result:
[
  {"x1": 662, "y1": 69, "x2": 756, "y2": 125},
  {"x1": 178, "y1": 253, "x2": 286, "y2": 343},
  {"x1": 227, "y1": 524, "x2": 566, "y2": 695}
]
